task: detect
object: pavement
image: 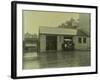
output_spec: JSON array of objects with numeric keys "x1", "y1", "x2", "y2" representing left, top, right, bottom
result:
[{"x1": 23, "y1": 50, "x2": 91, "y2": 69}]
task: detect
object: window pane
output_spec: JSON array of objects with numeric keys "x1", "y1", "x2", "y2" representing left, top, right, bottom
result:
[
  {"x1": 78, "y1": 37, "x2": 81, "y2": 43},
  {"x1": 83, "y1": 37, "x2": 86, "y2": 43}
]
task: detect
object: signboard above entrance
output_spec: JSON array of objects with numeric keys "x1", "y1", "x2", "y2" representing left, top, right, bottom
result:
[{"x1": 39, "y1": 27, "x2": 77, "y2": 35}]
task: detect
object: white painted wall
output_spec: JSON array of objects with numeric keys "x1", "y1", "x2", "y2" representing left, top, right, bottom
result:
[
  {"x1": 40, "y1": 35, "x2": 46, "y2": 52},
  {"x1": 73, "y1": 36, "x2": 90, "y2": 50},
  {"x1": 57, "y1": 36, "x2": 64, "y2": 51}
]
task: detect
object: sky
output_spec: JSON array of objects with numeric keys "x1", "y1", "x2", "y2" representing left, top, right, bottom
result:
[{"x1": 23, "y1": 10, "x2": 79, "y2": 35}]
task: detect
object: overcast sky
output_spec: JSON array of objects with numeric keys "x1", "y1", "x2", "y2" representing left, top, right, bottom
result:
[{"x1": 23, "y1": 10, "x2": 79, "y2": 35}]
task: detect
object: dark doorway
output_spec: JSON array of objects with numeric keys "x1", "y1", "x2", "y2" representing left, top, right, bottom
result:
[{"x1": 46, "y1": 35, "x2": 57, "y2": 51}]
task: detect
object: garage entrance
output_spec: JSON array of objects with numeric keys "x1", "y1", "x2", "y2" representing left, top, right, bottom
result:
[
  {"x1": 62, "y1": 36, "x2": 74, "y2": 50},
  {"x1": 46, "y1": 35, "x2": 57, "y2": 51}
]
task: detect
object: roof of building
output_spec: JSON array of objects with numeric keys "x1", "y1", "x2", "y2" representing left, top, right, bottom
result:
[
  {"x1": 39, "y1": 27, "x2": 89, "y2": 37},
  {"x1": 77, "y1": 29, "x2": 90, "y2": 37},
  {"x1": 39, "y1": 27, "x2": 77, "y2": 35}
]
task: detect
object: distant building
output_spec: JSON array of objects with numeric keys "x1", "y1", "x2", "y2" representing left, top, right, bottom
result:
[
  {"x1": 39, "y1": 27, "x2": 90, "y2": 52},
  {"x1": 23, "y1": 33, "x2": 38, "y2": 52}
]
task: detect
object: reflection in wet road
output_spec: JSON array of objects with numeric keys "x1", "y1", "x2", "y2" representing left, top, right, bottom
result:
[{"x1": 23, "y1": 51, "x2": 90, "y2": 69}]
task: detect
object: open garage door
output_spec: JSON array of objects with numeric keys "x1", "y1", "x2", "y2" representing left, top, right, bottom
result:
[
  {"x1": 62, "y1": 36, "x2": 74, "y2": 51},
  {"x1": 46, "y1": 35, "x2": 57, "y2": 51}
]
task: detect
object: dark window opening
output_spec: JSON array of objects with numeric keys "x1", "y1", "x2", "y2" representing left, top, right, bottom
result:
[
  {"x1": 78, "y1": 37, "x2": 82, "y2": 43},
  {"x1": 83, "y1": 37, "x2": 86, "y2": 43}
]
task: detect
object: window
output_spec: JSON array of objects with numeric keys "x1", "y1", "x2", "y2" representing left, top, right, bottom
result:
[
  {"x1": 78, "y1": 37, "x2": 82, "y2": 43},
  {"x1": 83, "y1": 37, "x2": 86, "y2": 43}
]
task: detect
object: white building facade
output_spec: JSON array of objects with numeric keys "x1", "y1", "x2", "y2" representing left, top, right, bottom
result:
[{"x1": 39, "y1": 27, "x2": 90, "y2": 52}]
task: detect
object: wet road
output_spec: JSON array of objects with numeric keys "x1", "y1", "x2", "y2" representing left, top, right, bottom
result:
[{"x1": 23, "y1": 51, "x2": 90, "y2": 69}]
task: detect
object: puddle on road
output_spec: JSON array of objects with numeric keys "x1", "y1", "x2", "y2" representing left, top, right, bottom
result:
[{"x1": 23, "y1": 51, "x2": 90, "y2": 69}]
